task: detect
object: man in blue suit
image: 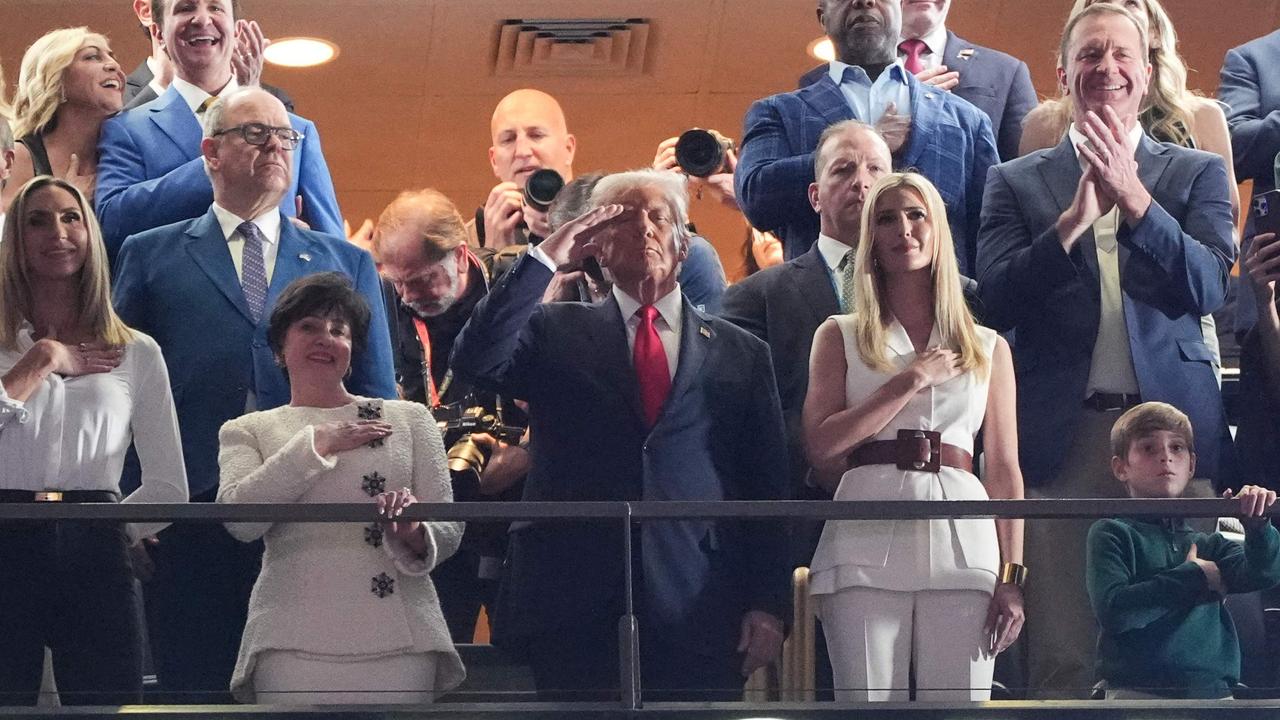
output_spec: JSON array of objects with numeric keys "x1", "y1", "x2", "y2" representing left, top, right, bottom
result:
[
  {"x1": 976, "y1": 4, "x2": 1235, "y2": 696},
  {"x1": 736, "y1": 0, "x2": 998, "y2": 272},
  {"x1": 898, "y1": 0, "x2": 1036, "y2": 162},
  {"x1": 112, "y1": 87, "x2": 395, "y2": 701},
  {"x1": 452, "y1": 169, "x2": 790, "y2": 700},
  {"x1": 96, "y1": 0, "x2": 343, "y2": 260}
]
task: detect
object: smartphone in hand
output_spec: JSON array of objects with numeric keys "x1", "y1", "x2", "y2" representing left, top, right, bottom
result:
[{"x1": 1253, "y1": 189, "x2": 1280, "y2": 238}]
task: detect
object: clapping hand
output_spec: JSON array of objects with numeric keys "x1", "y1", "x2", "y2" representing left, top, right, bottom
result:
[
  {"x1": 231, "y1": 20, "x2": 268, "y2": 88},
  {"x1": 1076, "y1": 107, "x2": 1151, "y2": 222}
]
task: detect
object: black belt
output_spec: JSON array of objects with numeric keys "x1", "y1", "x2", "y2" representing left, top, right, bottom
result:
[
  {"x1": 0, "y1": 490, "x2": 119, "y2": 503},
  {"x1": 1083, "y1": 392, "x2": 1141, "y2": 412}
]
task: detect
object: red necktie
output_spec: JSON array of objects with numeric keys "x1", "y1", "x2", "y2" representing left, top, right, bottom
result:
[
  {"x1": 634, "y1": 305, "x2": 671, "y2": 429},
  {"x1": 899, "y1": 38, "x2": 927, "y2": 75}
]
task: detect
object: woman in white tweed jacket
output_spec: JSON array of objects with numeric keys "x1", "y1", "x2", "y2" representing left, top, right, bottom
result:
[{"x1": 216, "y1": 273, "x2": 464, "y2": 704}]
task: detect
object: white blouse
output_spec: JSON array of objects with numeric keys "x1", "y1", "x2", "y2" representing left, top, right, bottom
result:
[{"x1": 0, "y1": 325, "x2": 189, "y2": 542}]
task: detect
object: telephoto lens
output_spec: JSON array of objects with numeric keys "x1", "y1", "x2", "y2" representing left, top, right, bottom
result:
[
  {"x1": 523, "y1": 168, "x2": 566, "y2": 212},
  {"x1": 675, "y1": 128, "x2": 732, "y2": 177}
]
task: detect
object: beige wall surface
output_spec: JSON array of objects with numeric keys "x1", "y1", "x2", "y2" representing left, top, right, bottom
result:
[{"x1": 2, "y1": 0, "x2": 1276, "y2": 278}]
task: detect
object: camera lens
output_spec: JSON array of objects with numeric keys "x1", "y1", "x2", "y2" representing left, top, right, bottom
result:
[
  {"x1": 675, "y1": 129, "x2": 726, "y2": 178},
  {"x1": 523, "y1": 169, "x2": 565, "y2": 212}
]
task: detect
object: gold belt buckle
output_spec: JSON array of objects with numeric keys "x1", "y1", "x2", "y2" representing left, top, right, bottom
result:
[{"x1": 34, "y1": 491, "x2": 64, "y2": 502}]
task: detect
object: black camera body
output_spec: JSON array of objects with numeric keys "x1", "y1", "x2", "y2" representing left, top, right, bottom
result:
[
  {"x1": 675, "y1": 128, "x2": 735, "y2": 177},
  {"x1": 522, "y1": 168, "x2": 566, "y2": 212}
]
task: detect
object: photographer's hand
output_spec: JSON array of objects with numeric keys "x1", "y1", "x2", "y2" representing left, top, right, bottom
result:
[{"x1": 470, "y1": 433, "x2": 529, "y2": 496}]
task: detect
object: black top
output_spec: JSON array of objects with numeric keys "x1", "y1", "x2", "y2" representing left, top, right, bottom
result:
[{"x1": 17, "y1": 133, "x2": 52, "y2": 177}]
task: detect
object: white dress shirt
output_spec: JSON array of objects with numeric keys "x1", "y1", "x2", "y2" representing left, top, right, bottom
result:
[
  {"x1": 0, "y1": 326, "x2": 190, "y2": 541},
  {"x1": 145, "y1": 55, "x2": 168, "y2": 98},
  {"x1": 1067, "y1": 122, "x2": 1144, "y2": 396},
  {"x1": 171, "y1": 74, "x2": 240, "y2": 116},
  {"x1": 613, "y1": 285, "x2": 683, "y2": 379},
  {"x1": 899, "y1": 25, "x2": 950, "y2": 72},
  {"x1": 827, "y1": 59, "x2": 913, "y2": 125},
  {"x1": 817, "y1": 233, "x2": 857, "y2": 312},
  {"x1": 212, "y1": 204, "x2": 282, "y2": 284}
]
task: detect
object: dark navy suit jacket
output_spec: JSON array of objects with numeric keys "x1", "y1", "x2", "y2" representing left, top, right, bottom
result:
[
  {"x1": 451, "y1": 255, "x2": 790, "y2": 661},
  {"x1": 942, "y1": 31, "x2": 1037, "y2": 162},
  {"x1": 96, "y1": 85, "x2": 343, "y2": 262},
  {"x1": 977, "y1": 136, "x2": 1236, "y2": 486},
  {"x1": 735, "y1": 66, "x2": 999, "y2": 273},
  {"x1": 112, "y1": 210, "x2": 396, "y2": 497}
]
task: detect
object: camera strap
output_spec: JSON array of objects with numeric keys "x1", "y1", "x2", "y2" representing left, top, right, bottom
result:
[{"x1": 413, "y1": 317, "x2": 452, "y2": 408}]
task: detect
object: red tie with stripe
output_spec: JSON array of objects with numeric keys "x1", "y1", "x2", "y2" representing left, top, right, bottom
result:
[
  {"x1": 899, "y1": 38, "x2": 927, "y2": 74},
  {"x1": 634, "y1": 305, "x2": 671, "y2": 429}
]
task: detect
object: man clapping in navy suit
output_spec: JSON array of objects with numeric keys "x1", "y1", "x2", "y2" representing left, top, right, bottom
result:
[{"x1": 452, "y1": 169, "x2": 790, "y2": 700}]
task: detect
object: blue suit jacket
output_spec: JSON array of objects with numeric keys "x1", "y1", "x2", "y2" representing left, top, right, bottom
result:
[
  {"x1": 1219, "y1": 29, "x2": 1280, "y2": 333},
  {"x1": 735, "y1": 66, "x2": 999, "y2": 273},
  {"x1": 96, "y1": 86, "x2": 344, "y2": 263},
  {"x1": 112, "y1": 210, "x2": 396, "y2": 496},
  {"x1": 943, "y1": 32, "x2": 1037, "y2": 163},
  {"x1": 976, "y1": 137, "x2": 1236, "y2": 485},
  {"x1": 451, "y1": 256, "x2": 790, "y2": 659}
]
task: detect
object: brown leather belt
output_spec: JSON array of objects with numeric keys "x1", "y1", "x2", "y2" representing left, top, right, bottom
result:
[{"x1": 847, "y1": 429, "x2": 973, "y2": 474}]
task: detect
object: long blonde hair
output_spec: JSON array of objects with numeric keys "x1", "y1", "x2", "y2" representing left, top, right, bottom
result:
[
  {"x1": 1044, "y1": 0, "x2": 1200, "y2": 146},
  {"x1": 850, "y1": 173, "x2": 987, "y2": 376},
  {"x1": 0, "y1": 176, "x2": 134, "y2": 350},
  {"x1": 12, "y1": 28, "x2": 110, "y2": 139}
]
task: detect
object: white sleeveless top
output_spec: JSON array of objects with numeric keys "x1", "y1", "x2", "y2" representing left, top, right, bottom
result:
[{"x1": 809, "y1": 315, "x2": 1000, "y2": 597}]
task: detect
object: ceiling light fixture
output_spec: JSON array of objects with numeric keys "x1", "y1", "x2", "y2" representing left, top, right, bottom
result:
[
  {"x1": 808, "y1": 37, "x2": 834, "y2": 63},
  {"x1": 263, "y1": 37, "x2": 339, "y2": 68}
]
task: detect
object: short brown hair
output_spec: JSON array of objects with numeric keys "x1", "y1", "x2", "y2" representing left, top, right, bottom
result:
[
  {"x1": 1059, "y1": 2, "x2": 1149, "y2": 72},
  {"x1": 1110, "y1": 401, "x2": 1194, "y2": 458},
  {"x1": 813, "y1": 120, "x2": 883, "y2": 178},
  {"x1": 266, "y1": 272, "x2": 370, "y2": 361},
  {"x1": 372, "y1": 189, "x2": 466, "y2": 264}
]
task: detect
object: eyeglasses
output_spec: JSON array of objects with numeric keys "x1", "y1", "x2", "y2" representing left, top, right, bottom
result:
[{"x1": 212, "y1": 122, "x2": 304, "y2": 149}]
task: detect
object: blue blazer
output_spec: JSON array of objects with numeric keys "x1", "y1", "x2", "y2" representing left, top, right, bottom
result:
[
  {"x1": 96, "y1": 86, "x2": 344, "y2": 263},
  {"x1": 735, "y1": 67, "x2": 999, "y2": 273},
  {"x1": 976, "y1": 137, "x2": 1236, "y2": 485},
  {"x1": 943, "y1": 31, "x2": 1037, "y2": 163},
  {"x1": 112, "y1": 210, "x2": 396, "y2": 496},
  {"x1": 451, "y1": 256, "x2": 791, "y2": 659}
]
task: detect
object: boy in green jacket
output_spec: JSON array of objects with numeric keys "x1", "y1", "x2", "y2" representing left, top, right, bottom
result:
[{"x1": 1086, "y1": 402, "x2": 1280, "y2": 699}]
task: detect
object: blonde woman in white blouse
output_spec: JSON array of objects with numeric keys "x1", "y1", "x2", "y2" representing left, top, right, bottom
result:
[
  {"x1": 0, "y1": 177, "x2": 188, "y2": 706},
  {"x1": 216, "y1": 272, "x2": 464, "y2": 704}
]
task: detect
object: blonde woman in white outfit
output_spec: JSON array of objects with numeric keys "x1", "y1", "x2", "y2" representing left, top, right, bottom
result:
[
  {"x1": 217, "y1": 272, "x2": 464, "y2": 704},
  {"x1": 803, "y1": 173, "x2": 1025, "y2": 702}
]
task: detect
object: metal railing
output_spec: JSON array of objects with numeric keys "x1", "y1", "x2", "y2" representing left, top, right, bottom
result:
[{"x1": 3, "y1": 497, "x2": 1275, "y2": 713}]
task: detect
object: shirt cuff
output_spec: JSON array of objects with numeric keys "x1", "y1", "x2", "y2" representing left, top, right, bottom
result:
[
  {"x1": 0, "y1": 380, "x2": 30, "y2": 426},
  {"x1": 528, "y1": 245, "x2": 558, "y2": 272}
]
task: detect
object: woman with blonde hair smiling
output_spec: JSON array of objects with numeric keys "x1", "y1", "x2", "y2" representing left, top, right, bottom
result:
[
  {"x1": 803, "y1": 173, "x2": 1025, "y2": 701},
  {"x1": 0, "y1": 177, "x2": 187, "y2": 704},
  {"x1": 3, "y1": 27, "x2": 126, "y2": 208}
]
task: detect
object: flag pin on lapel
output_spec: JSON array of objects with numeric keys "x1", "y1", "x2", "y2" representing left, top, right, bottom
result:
[
  {"x1": 958, "y1": 48, "x2": 975, "y2": 60},
  {"x1": 299, "y1": 253, "x2": 312, "y2": 262},
  {"x1": 699, "y1": 325, "x2": 711, "y2": 339}
]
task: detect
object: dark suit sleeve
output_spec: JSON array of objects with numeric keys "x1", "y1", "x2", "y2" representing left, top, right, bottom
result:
[
  {"x1": 1115, "y1": 155, "x2": 1235, "y2": 316},
  {"x1": 739, "y1": 339, "x2": 792, "y2": 618},
  {"x1": 346, "y1": 247, "x2": 398, "y2": 400},
  {"x1": 735, "y1": 97, "x2": 818, "y2": 234},
  {"x1": 1219, "y1": 47, "x2": 1280, "y2": 183},
  {"x1": 295, "y1": 119, "x2": 345, "y2": 239},
  {"x1": 718, "y1": 273, "x2": 768, "y2": 343},
  {"x1": 975, "y1": 164, "x2": 1086, "y2": 332},
  {"x1": 450, "y1": 254, "x2": 556, "y2": 401},
  {"x1": 111, "y1": 236, "x2": 151, "y2": 332},
  {"x1": 998, "y1": 61, "x2": 1038, "y2": 162},
  {"x1": 95, "y1": 118, "x2": 214, "y2": 259}
]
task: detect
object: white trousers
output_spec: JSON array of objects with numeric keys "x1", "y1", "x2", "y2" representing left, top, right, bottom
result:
[
  {"x1": 253, "y1": 650, "x2": 438, "y2": 705},
  {"x1": 817, "y1": 586, "x2": 993, "y2": 702}
]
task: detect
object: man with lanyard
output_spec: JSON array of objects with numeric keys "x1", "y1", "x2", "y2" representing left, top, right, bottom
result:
[{"x1": 374, "y1": 188, "x2": 528, "y2": 644}]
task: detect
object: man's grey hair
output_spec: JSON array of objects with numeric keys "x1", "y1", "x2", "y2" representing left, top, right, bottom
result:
[{"x1": 588, "y1": 169, "x2": 692, "y2": 247}]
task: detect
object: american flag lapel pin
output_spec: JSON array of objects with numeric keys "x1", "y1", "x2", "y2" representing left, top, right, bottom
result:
[
  {"x1": 699, "y1": 325, "x2": 712, "y2": 339},
  {"x1": 299, "y1": 252, "x2": 312, "y2": 262},
  {"x1": 958, "y1": 48, "x2": 976, "y2": 61}
]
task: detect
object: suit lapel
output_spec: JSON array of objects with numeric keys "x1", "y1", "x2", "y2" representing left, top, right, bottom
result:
[
  {"x1": 900, "y1": 74, "x2": 940, "y2": 169},
  {"x1": 591, "y1": 297, "x2": 646, "y2": 432},
  {"x1": 267, "y1": 220, "x2": 318, "y2": 307},
  {"x1": 182, "y1": 210, "x2": 255, "y2": 323},
  {"x1": 788, "y1": 245, "x2": 841, "y2": 324},
  {"x1": 942, "y1": 30, "x2": 964, "y2": 69},
  {"x1": 663, "y1": 300, "x2": 711, "y2": 417},
  {"x1": 148, "y1": 87, "x2": 202, "y2": 158},
  {"x1": 1134, "y1": 136, "x2": 1171, "y2": 197},
  {"x1": 1039, "y1": 137, "x2": 1099, "y2": 279},
  {"x1": 799, "y1": 72, "x2": 857, "y2": 125}
]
